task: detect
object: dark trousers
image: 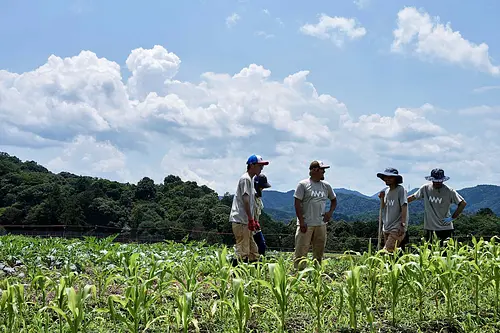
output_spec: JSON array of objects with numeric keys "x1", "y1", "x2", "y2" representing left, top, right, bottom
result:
[
  {"x1": 253, "y1": 231, "x2": 266, "y2": 255},
  {"x1": 425, "y1": 229, "x2": 453, "y2": 246}
]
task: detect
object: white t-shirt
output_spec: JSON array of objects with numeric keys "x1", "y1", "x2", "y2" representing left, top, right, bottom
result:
[{"x1": 229, "y1": 172, "x2": 255, "y2": 224}]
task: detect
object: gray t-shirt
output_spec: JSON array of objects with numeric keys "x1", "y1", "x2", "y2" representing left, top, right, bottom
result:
[
  {"x1": 294, "y1": 178, "x2": 336, "y2": 227},
  {"x1": 229, "y1": 173, "x2": 255, "y2": 224},
  {"x1": 382, "y1": 185, "x2": 409, "y2": 232},
  {"x1": 413, "y1": 183, "x2": 464, "y2": 231}
]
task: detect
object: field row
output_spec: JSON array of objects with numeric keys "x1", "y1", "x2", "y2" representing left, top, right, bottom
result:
[{"x1": 1, "y1": 235, "x2": 500, "y2": 332}]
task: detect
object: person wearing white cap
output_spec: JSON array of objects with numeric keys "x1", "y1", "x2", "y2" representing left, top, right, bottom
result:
[
  {"x1": 229, "y1": 154, "x2": 269, "y2": 265},
  {"x1": 407, "y1": 168, "x2": 467, "y2": 244},
  {"x1": 293, "y1": 160, "x2": 337, "y2": 269}
]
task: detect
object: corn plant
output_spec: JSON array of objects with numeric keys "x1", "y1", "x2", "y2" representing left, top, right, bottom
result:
[
  {"x1": 223, "y1": 278, "x2": 251, "y2": 333},
  {"x1": 297, "y1": 259, "x2": 341, "y2": 333},
  {"x1": 431, "y1": 238, "x2": 466, "y2": 319},
  {"x1": 40, "y1": 284, "x2": 96, "y2": 333},
  {"x1": 344, "y1": 265, "x2": 364, "y2": 331},
  {"x1": 0, "y1": 281, "x2": 26, "y2": 332},
  {"x1": 107, "y1": 275, "x2": 158, "y2": 333},
  {"x1": 174, "y1": 291, "x2": 199, "y2": 333},
  {"x1": 382, "y1": 252, "x2": 407, "y2": 325},
  {"x1": 207, "y1": 247, "x2": 233, "y2": 320},
  {"x1": 258, "y1": 258, "x2": 312, "y2": 333},
  {"x1": 405, "y1": 240, "x2": 433, "y2": 321}
]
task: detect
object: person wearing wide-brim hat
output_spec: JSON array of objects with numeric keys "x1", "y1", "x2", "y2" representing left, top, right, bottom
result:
[
  {"x1": 253, "y1": 174, "x2": 271, "y2": 256},
  {"x1": 376, "y1": 167, "x2": 409, "y2": 253},
  {"x1": 408, "y1": 168, "x2": 467, "y2": 244}
]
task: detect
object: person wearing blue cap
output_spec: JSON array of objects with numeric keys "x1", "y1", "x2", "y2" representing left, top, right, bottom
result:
[
  {"x1": 229, "y1": 154, "x2": 269, "y2": 265},
  {"x1": 408, "y1": 168, "x2": 467, "y2": 244},
  {"x1": 253, "y1": 174, "x2": 271, "y2": 255}
]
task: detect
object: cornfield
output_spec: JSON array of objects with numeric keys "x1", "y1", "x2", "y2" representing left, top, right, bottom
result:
[{"x1": 1, "y1": 234, "x2": 500, "y2": 332}]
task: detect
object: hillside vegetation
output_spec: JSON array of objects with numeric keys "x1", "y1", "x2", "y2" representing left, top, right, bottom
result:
[{"x1": 1, "y1": 152, "x2": 500, "y2": 253}]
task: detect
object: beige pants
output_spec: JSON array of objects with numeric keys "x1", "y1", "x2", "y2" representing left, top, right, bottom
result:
[
  {"x1": 383, "y1": 226, "x2": 405, "y2": 252},
  {"x1": 294, "y1": 224, "x2": 327, "y2": 269},
  {"x1": 232, "y1": 223, "x2": 259, "y2": 262}
]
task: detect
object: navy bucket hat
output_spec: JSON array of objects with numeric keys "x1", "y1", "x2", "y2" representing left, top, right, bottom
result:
[
  {"x1": 425, "y1": 168, "x2": 450, "y2": 182},
  {"x1": 377, "y1": 167, "x2": 403, "y2": 184}
]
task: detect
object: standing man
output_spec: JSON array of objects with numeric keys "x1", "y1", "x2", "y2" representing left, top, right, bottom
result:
[
  {"x1": 293, "y1": 160, "x2": 337, "y2": 269},
  {"x1": 407, "y1": 168, "x2": 467, "y2": 244},
  {"x1": 229, "y1": 154, "x2": 269, "y2": 265},
  {"x1": 376, "y1": 168, "x2": 408, "y2": 253}
]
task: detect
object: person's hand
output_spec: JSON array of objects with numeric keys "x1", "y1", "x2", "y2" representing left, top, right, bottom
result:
[
  {"x1": 255, "y1": 220, "x2": 261, "y2": 230},
  {"x1": 378, "y1": 191, "x2": 385, "y2": 199},
  {"x1": 323, "y1": 211, "x2": 332, "y2": 223},
  {"x1": 299, "y1": 223, "x2": 307, "y2": 233},
  {"x1": 442, "y1": 217, "x2": 454, "y2": 224},
  {"x1": 248, "y1": 219, "x2": 257, "y2": 231}
]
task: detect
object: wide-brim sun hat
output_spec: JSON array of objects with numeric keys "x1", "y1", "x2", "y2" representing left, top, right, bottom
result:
[
  {"x1": 377, "y1": 167, "x2": 403, "y2": 184},
  {"x1": 425, "y1": 168, "x2": 450, "y2": 182}
]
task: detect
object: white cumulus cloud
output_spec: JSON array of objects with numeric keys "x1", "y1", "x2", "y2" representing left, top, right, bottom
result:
[
  {"x1": 300, "y1": 14, "x2": 366, "y2": 47},
  {"x1": 0, "y1": 45, "x2": 499, "y2": 195},
  {"x1": 391, "y1": 7, "x2": 500, "y2": 76}
]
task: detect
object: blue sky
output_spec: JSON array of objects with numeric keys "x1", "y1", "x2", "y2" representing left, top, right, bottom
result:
[{"x1": 0, "y1": 0, "x2": 499, "y2": 195}]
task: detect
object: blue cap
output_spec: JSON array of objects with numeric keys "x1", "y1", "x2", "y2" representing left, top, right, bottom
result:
[{"x1": 246, "y1": 154, "x2": 269, "y2": 165}]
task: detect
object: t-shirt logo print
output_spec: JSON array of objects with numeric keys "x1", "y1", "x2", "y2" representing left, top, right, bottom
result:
[
  {"x1": 311, "y1": 190, "x2": 325, "y2": 197},
  {"x1": 428, "y1": 196, "x2": 443, "y2": 204},
  {"x1": 387, "y1": 199, "x2": 395, "y2": 206}
]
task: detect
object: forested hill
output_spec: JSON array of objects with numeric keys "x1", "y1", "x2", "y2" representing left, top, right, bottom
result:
[
  {"x1": 0, "y1": 152, "x2": 289, "y2": 244},
  {"x1": 261, "y1": 184, "x2": 500, "y2": 223}
]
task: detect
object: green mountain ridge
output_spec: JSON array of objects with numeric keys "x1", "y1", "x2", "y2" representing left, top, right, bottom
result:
[{"x1": 261, "y1": 184, "x2": 500, "y2": 222}]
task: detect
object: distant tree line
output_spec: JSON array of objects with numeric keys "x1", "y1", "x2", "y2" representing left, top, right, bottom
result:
[{"x1": 1, "y1": 152, "x2": 499, "y2": 253}]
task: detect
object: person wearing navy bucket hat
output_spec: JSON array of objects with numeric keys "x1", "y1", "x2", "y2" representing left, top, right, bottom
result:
[
  {"x1": 408, "y1": 168, "x2": 467, "y2": 245},
  {"x1": 253, "y1": 174, "x2": 271, "y2": 256},
  {"x1": 376, "y1": 167, "x2": 409, "y2": 253},
  {"x1": 229, "y1": 154, "x2": 269, "y2": 266}
]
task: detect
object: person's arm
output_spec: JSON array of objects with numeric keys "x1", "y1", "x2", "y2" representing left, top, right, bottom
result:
[
  {"x1": 323, "y1": 185, "x2": 337, "y2": 222},
  {"x1": 400, "y1": 187, "x2": 408, "y2": 227},
  {"x1": 379, "y1": 190, "x2": 386, "y2": 208},
  {"x1": 451, "y1": 189, "x2": 467, "y2": 219},
  {"x1": 408, "y1": 186, "x2": 423, "y2": 203},
  {"x1": 401, "y1": 204, "x2": 408, "y2": 227},
  {"x1": 452, "y1": 200, "x2": 467, "y2": 219},
  {"x1": 242, "y1": 193, "x2": 252, "y2": 220},
  {"x1": 295, "y1": 198, "x2": 305, "y2": 226},
  {"x1": 294, "y1": 183, "x2": 307, "y2": 232}
]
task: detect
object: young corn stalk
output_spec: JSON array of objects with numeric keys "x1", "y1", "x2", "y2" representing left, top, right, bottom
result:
[
  {"x1": 0, "y1": 282, "x2": 26, "y2": 332},
  {"x1": 469, "y1": 237, "x2": 487, "y2": 315},
  {"x1": 106, "y1": 254, "x2": 159, "y2": 333},
  {"x1": 383, "y1": 252, "x2": 408, "y2": 325},
  {"x1": 297, "y1": 259, "x2": 341, "y2": 333},
  {"x1": 223, "y1": 278, "x2": 251, "y2": 333},
  {"x1": 344, "y1": 264, "x2": 364, "y2": 331},
  {"x1": 40, "y1": 284, "x2": 96, "y2": 333},
  {"x1": 405, "y1": 239, "x2": 432, "y2": 321},
  {"x1": 207, "y1": 247, "x2": 233, "y2": 320},
  {"x1": 431, "y1": 238, "x2": 465, "y2": 320},
  {"x1": 485, "y1": 237, "x2": 500, "y2": 319},
  {"x1": 258, "y1": 259, "x2": 312, "y2": 333},
  {"x1": 174, "y1": 291, "x2": 199, "y2": 333}
]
